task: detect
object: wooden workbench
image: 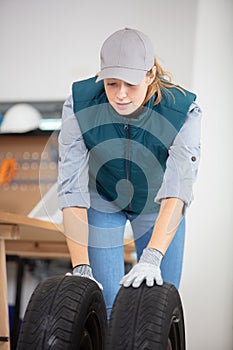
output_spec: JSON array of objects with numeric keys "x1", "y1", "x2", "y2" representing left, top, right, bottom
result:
[{"x1": 0, "y1": 211, "x2": 66, "y2": 350}]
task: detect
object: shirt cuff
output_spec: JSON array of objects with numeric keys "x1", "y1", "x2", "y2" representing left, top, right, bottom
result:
[{"x1": 58, "y1": 191, "x2": 90, "y2": 210}]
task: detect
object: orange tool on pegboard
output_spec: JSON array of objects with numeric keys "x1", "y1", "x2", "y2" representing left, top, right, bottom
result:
[{"x1": 0, "y1": 158, "x2": 17, "y2": 185}]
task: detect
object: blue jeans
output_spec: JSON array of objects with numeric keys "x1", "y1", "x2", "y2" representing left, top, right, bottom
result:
[{"x1": 88, "y1": 196, "x2": 185, "y2": 319}]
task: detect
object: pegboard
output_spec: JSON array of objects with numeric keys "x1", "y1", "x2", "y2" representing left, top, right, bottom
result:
[{"x1": 0, "y1": 131, "x2": 59, "y2": 215}]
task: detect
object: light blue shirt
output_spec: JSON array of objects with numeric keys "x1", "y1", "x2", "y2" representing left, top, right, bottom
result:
[{"x1": 58, "y1": 95, "x2": 202, "y2": 212}]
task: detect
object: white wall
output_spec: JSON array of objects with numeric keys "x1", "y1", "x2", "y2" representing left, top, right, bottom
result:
[
  {"x1": 0, "y1": 0, "x2": 197, "y2": 100},
  {"x1": 180, "y1": 1, "x2": 233, "y2": 349},
  {"x1": 1, "y1": 0, "x2": 232, "y2": 349}
]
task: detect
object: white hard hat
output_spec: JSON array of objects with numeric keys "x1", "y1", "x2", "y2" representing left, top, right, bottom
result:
[{"x1": 0, "y1": 103, "x2": 42, "y2": 133}]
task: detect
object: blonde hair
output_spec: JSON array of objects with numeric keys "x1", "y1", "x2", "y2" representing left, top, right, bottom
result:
[{"x1": 144, "y1": 58, "x2": 185, "y2": 106}]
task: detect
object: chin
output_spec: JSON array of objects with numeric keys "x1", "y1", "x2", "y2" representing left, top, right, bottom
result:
[{"x1": 113, "y1": 104, "x2": 139, "y2": 116}]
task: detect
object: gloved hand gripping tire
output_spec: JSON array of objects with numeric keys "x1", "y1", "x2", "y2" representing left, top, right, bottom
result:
[
  {"x1": 120, "y1": 248, "x2": 163, "y2": 288},
  {"x1": 66, "y1": 264, "x2": 103, "y2": 291}
]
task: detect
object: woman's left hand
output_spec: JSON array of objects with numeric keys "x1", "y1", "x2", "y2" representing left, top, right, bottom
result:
[{"x1": 119, "y1": 248, "x2": 163, "y2": 288}]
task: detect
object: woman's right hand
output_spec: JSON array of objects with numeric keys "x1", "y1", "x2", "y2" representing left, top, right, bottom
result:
[{"x1": 66, "y1": 264, "x2": 103, "y2": 291}]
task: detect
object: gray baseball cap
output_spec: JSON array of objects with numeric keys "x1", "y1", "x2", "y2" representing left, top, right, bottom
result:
[{"x1": 96, "y1": 28, "x2": 155, "y2": 85}]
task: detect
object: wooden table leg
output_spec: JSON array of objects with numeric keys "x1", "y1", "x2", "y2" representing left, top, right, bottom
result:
[{"x1": 0, "y1": 239, "x2": 10, "y2": 350}]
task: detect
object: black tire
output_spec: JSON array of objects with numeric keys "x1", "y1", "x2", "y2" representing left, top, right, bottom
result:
[
  {"x1": 17, "y1": 275, "x2": 107, "y2": 350},
  {"x1": 106, "y1": 282, "x2": 185, "y2": 350}
]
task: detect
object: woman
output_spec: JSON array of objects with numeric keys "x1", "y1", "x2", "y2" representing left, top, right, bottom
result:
[{"x1": 58, "y1": 28, "x2": 202, "y2": 318}]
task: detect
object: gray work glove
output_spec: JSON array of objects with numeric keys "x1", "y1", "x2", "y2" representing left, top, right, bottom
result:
[
  {"x1": 66, "y1": 264, "x2": 103, "y2": 291},
  {"x1": 120, "y1": 248, "x2": 163, "y2": 288}
]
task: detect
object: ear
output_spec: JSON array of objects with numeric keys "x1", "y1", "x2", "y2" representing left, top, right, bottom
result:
[{"x1": 147, "y1": 66, "x2": 156, "y2": 85}]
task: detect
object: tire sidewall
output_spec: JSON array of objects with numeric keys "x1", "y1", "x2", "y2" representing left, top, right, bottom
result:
[{"x1": 69, "y1": 277, "x2": 106, "y2": 347}]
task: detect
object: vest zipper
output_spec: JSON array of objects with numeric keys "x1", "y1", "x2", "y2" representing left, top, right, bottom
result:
[{"x1": 124, "y1": 123, "x2": 132, "y2": 211}]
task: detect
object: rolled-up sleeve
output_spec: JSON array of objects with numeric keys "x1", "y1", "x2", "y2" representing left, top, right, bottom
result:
[
  {"x1": 57, "y1": 95, "x2": 90, "y2": 210},
  {"x1": 155, "y1": 102, "x2": 202, "y2": 210}
]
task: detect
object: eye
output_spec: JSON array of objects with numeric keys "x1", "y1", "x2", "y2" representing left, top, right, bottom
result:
[{"x1": 106, "y1": 82, "x2": 116, "y2": 86}]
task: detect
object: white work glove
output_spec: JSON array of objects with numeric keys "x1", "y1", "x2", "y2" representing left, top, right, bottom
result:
[
  {"x1": 66, "y1": 264, "x2": 103, "y2": 291},
  {"x1": 120, "y1": 248, "x2": 163, "y2": 288}
]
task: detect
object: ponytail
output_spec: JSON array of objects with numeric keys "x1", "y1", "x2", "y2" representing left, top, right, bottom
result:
[{"x1": 144, "y1": 58, "x2": 185, "y2": 106}]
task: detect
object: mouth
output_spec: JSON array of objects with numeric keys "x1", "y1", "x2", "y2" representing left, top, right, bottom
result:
[{"x1": 115, "y1": 102, "x2": 132, "y2": 110}]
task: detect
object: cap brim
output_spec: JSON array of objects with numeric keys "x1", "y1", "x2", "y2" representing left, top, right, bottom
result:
[{"x1": 96, "y1": 67, "x2": 147, "y2": 86}]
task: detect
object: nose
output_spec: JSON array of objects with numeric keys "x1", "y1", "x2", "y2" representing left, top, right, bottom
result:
[{"x1": 116, "y1": 83, "x2": 128, "y2": 100}]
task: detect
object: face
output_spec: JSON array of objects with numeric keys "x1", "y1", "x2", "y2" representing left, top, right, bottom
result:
[{"x1": 104, "y1": 70, "x2": 155, "y2": 116}]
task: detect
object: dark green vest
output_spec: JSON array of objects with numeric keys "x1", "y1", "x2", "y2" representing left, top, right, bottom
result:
[{"x1": 72, "y1": 76, "x2": 196, "y2": 214}]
